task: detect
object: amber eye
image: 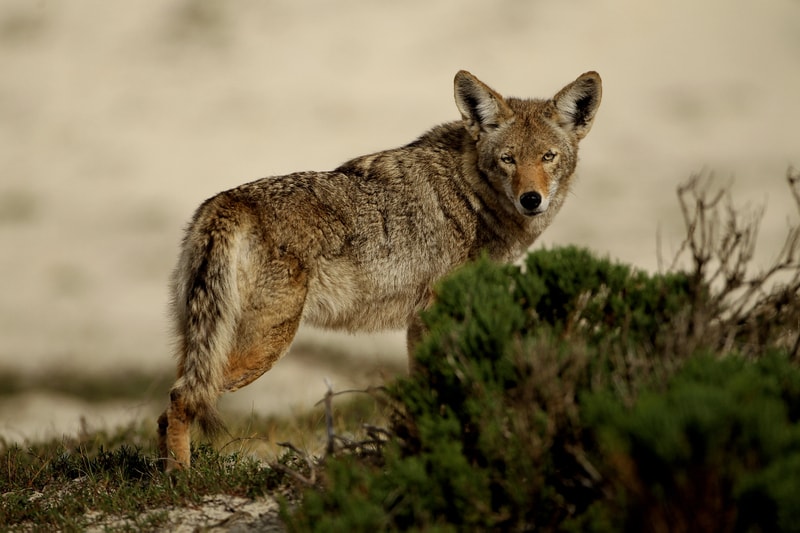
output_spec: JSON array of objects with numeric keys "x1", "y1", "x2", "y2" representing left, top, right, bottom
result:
[
  {"x1": 542, "y1": 150, "x2": 557, "y2": 162},
  {"x1": 500, "y1": 154, "x2": 516, "y2": 165}
]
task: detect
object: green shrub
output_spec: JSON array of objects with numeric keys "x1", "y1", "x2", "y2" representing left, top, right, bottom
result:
[
  {"x1": 285, "y1": 246, "x2": 800, "y2": 531},
  {"x1": 582, "y1": 352, "x2": 800, "y2": 532}
]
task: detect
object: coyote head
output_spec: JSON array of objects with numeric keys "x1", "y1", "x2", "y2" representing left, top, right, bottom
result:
[{"x1": 454, "y1": 70, "x2": 602, "y2": 217}]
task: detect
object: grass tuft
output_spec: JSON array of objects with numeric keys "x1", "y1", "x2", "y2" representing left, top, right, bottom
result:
[{"x1": 0, "y1": 392, "x2": 385, "y2": 530}]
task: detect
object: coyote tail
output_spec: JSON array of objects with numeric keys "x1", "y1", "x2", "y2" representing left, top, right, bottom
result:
[{"x1": 170, "y1": 206, "x2": 242, "y2": 436}]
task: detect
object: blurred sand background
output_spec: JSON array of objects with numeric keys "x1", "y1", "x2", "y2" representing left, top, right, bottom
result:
[{"x1": 0, "y1": 0, "x2": 798, "y2": 442}]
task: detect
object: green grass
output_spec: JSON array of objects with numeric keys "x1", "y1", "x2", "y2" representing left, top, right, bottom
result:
[
  {"x1": 0, "y1": 391, "x2": 388, "y2": 531},
  {"x1": 1, "y1": 423, "x2": 268, "y2": 530}
]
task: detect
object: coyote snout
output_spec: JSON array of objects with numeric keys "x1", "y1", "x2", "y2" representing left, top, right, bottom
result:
[
  {"x1": 514, "y1": 161, "x2": 554, "y2": 216},
  {"x1": 158, "y1": 69, "x2": 602, "y2": 470}
]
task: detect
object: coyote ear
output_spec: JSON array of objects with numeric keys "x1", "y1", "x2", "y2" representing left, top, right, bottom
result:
[
  {"x1": 553, "y1": 71, "x2": 602, "y2": 140},
  {"x1": 454, "y1": 70, "x2": 514, "y2": 139}
]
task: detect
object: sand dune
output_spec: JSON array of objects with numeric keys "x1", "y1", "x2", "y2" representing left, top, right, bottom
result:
[{"x1": 0, "y1": 0, "x2": 798, "y2": 441}]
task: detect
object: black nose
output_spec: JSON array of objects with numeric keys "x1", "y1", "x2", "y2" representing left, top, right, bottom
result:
[{"x1": 519, "y1": 191, "x2": 542, "y2": 211}]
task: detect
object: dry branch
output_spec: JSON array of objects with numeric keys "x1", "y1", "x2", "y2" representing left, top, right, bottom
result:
[{"x1": 667, "y1": 169, "x2": 800, "y2": 358}]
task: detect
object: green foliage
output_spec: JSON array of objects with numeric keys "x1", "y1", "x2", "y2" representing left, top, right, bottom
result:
[
  {"x1": 583, "y1": 352, "x2": 800, "y2": 532},
  {"x1": 520, "y1": 247, "x2": 695, "y2": 346},
  {"x1": 286, "y1": 247, "x2": 800, "y2": 531}
]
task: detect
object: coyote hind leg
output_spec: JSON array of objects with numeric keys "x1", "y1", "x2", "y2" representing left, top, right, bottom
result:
[
  {"x1": 221, "y1": 311, "x2": 303, "y2": 393},
  {"x1": 159, "y1": 313, "x2": 304, "y2": 471},
  {"x1": 221, "y1": 254, "x2": 308, "y2": 393},
  {"x1": 159, "y1": 255, "x2": 308, "y2": 471},
  {"x1": 157, "y1": 389, "x2": 194, "y2": 471}
]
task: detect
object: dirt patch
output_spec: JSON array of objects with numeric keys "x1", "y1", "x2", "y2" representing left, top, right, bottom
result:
[{"x1": 85, "y1": 493, "x2": 285, "y2": 532}]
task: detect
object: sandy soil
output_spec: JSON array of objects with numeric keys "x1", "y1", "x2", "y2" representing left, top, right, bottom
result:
[{"x1": 0, "y1": 0, "x2": 798, "y2": 442}]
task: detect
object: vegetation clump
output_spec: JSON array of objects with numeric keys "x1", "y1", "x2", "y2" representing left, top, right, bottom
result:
[
  {"x1": 285, "y1": 172, "x2": 800, "y2": 532},
  {"x1": 0, "y1": 424, "x2": 288, "y2": 530}
]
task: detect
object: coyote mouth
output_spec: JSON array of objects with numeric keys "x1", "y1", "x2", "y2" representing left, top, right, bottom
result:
[
  {"x1": 517, "y1": 198, "x2": 549, "y2": 217},
  {"x1": 521, "y1": 208, "x2": 546, "y2": 218}
]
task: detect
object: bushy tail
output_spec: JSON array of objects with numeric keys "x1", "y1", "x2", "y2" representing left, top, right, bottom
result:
[{"x1": 170, "y1": 205, "x2": 242, "y2": 436}]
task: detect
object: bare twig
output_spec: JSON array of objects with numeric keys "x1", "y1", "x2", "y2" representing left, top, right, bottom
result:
[
  {"x1": 363, "y1": 424, "x2": 393, "y2": 441},
  {"x1": 667, "y1": 169, "x2": 800, "y2": 356},
  {"x1": 312, "y1": 385, "x2": 387, "y2": 406},
  {"x1": 270, "y1": 442, "x2": 317, "y2": 486},
  {"x1": 792, "y1": 328, "x2": 800, "y2": 362},
  {"x1": 323, "y1": 378, "x2": 335, "y2": 457},
  {"x1": 789, "y1": 166, "x2": 800, "y2": 217},
  {"x1": 218, "y1": 435, "x2": 270, "y2": 454}
]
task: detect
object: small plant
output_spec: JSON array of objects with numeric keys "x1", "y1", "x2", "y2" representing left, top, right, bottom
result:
[{"x1": 0, "y1": 422, "x2": 283, "y2": 530}]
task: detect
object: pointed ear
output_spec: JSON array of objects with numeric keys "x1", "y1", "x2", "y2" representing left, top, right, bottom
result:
[
  {"x1": 454, "y1": 70, "x2": 515, "y2": 139},
  {"x1": 553, "y1": 71, "x2": 602, "y2": 140}
]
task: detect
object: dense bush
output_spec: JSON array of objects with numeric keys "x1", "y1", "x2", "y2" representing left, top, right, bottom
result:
[
  {"x1": 286, "y1": 176, "x2": 800, "y2": 531},
  {"x1": 583, "y1": 352, "x2": 800, "y2": 532}
]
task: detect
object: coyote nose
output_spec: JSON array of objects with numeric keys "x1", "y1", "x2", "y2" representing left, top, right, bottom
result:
[{"x1": 519, "y1": 191, "x2": 542, "y2": 211}]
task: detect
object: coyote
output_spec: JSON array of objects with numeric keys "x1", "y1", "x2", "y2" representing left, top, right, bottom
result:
[{"x1": 158, "y1": 70, "x2": 602, "y2": 469}]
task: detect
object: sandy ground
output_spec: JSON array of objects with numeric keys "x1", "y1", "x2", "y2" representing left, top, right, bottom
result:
[{"x1": 0, "y1": 0, "x2": 798, "y2": 443}]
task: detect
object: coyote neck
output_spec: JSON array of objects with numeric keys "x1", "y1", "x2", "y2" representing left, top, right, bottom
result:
[{"x1": 416, "y1": 122, "x2": 551, "y2": 263}]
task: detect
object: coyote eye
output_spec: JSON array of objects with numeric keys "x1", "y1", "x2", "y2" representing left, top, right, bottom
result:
[
  {"x1": 542, "y1": 150, "x2": 557, "y2": 162},
  {"x1": 500, "y1": 154, "x2": 515, "y2": 165}
]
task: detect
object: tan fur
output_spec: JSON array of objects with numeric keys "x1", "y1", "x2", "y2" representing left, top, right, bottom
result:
[{"x1": 158, "y1": 70, "x2": 602, "y2": 469}]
